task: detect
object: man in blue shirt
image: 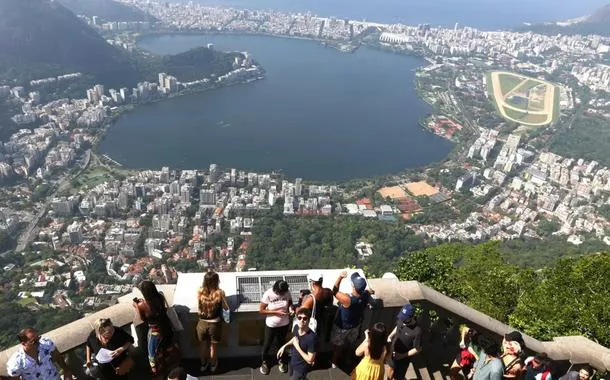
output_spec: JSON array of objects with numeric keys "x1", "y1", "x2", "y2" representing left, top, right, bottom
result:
[
  {"x1": 278, "y1": 308, "x2": 317, "y2": 380},
  {"x1": 330, "y1": 270, "x2": 374, "y2": 369},
  {"x1": 7, "y1": 328, "x2": 72, "y2": 380}
]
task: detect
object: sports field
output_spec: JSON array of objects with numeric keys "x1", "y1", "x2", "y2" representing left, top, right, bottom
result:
[
  {"x1": 405, "y1": 181, "x2": 439, "y2": 196},
  {"x1": 487, "y1": 71, "x2": 559, "y2": 127}
]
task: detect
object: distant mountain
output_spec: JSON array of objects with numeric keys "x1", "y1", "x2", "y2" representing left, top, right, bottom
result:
[
  {"x1": 0, "y1": 0, "x2": 142, "y2": 88},
  {"x1": 57, "y1": 0, "x2": 152, "y2": 22},
  {"x1": 586, "y1": 4, "x2": 610, "y2": 23},
  {"x1": 519, "y1": 3, "x2": 610, "y2": 37},
  {"x1": 0, "y1": 0, "x2": 242, "y2": 92}
]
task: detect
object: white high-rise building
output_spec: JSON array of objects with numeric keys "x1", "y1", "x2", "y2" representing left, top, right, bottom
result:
[
  {"x1": 295, "y1": 178, "x2": 303, "y2": 196},
  {"x1": 94, "y1": 84, "x2": 104, "y2": 98}
]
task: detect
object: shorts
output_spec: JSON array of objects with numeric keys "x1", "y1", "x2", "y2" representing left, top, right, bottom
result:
[
  {"x1": 196, "y1": 319, "x2": 222, "y2": 343},
  {"x1": 388, "y1": 358, "x2": 410, "y2": 380},
  {"x1": 330, "y1": 324, "x2": 360, "y2": 347}
]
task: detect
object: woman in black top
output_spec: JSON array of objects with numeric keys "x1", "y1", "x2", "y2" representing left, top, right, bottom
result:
[
  {"x1": 133, "y1": 280, "x2": 174, "y2": 376},
  {"x1": 86, "y1": 318, "x2": 134, "y2": 380}
]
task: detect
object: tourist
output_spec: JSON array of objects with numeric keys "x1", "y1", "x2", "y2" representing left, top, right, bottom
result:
[
  {"x1": 449, "y1": 326, "x2": 480, "y2": 380},
  {"x1": 300, "y1": 273, "x2": 334, "y2": 338},
  {"x1": 559, "y1": 365, "x2": 594, "y2": 380},
  {"x1": 524, "y1": 353, "x2": 554, "y2": 380},
  {"x1": 259, "y1": 279, "x2": 293, "y2": 375},
  {"x1": 197, "y1": 271, "x2": 230, "y2": 373},
  {"x1": 501, "y1": 331, "x2": 525, "y2": 380},
  {"x1": 6, "y1": 327, "x2": 72, "y2": 380},
  {"x1": 85, "y1": 318, "x2": 135, "y2": 380},
  {"x1": 168, "y1": 367, "x2": 187, "y2": 380},
  {"x1": 133, "y1": 280, "x2": 174, "y2": 376},
  {"x1": 168, "y1": 366, "x2": 198, "y2": 380},
  {"x1": 331, "y1": 270, "x2": 374, "y2": 369},
  {"x1": 277, "y1": 307, "x2": 317, "y2": 380},
  {"x1": 351, "y1": 322, "x2": 388, "y2": 380},
  {"x1": 386, "y1": 304, "x2": 423, "y2": 380},
  {"x1": 472, "y1": 337, "x2": 503, "y2": 380}
]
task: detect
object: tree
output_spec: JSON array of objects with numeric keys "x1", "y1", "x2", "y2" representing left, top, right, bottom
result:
[
  {"x1": 394, "y1": 244, "x2": 462, "y2": 298},
  {"x1": 536, "y1": 218, "x2": 560, "y2": 237},
  {"x1": 395, "y1": 242, "x2": 536, "y2": 322},
  {"x1": 247, "y1": 215, "x2": 424, "y2": 275},
  {"x1": 509, "y1": 253, "x2": 610, "y2": 347},
  {"x1": 599, "y1": 204, "x2": 610, "y2": 221}
]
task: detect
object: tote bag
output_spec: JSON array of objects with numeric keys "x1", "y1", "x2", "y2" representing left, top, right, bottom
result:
[
  {"x1": 293, "y1": 294, "x2": 317, "y2": 333},
  {"x1": 166, "y1": 306, "x2": 184, "y2": 332}
]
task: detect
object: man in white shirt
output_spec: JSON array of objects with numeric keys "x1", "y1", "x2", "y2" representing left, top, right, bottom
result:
[{"x1": 7, "y1": 328, "x2": 72, "y2": 380}]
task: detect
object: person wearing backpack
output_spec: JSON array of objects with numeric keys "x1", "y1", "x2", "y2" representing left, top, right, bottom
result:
[
  {"x1": 501, "y1": 331, "x2": 526, "y2": 380},
  {"x1": 524, "y1": 353, "x2": 554, "y2": 380},
  {"x1": 330, "y1": 271, "x2": 374, "y2": 370}
]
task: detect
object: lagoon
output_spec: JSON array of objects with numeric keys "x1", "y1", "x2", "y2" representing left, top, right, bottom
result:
[{"x1": 100, "y1": 34, "x2": 452, "y2": 181}]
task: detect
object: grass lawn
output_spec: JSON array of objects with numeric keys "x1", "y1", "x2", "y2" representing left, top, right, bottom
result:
[
  {"x1": 498, "y1": 73, "x2": 524, "y2": 96},
  {"x1": 522, "y1": 113, "x2": 549, "y2": 124},
  {"x1": 17, "y1": 297, "x2": 38, "y2": 306},
  {"x1": 512, "y1": 79, "x2": 542, "y2": 95},
  {"x1": 506, "y1": 95, "x2": 529, "y2": 109},
  {"x1": 502, "y1": 106, "x2": 528, "y2": 120},
  {"x1": 70, "y1": 165, "x2": 130, "y2": 191}
]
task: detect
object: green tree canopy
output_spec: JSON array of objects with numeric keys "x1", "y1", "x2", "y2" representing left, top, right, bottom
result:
[
  {"x1": 509, "y1": 253, "x2": 610, "y2": 346},
  {"x1": 396, "y1": 242, "x2": 610, "y2": 347},
  {"x1": 395, "y1": 242, "x2": 536, "y2": 322}
]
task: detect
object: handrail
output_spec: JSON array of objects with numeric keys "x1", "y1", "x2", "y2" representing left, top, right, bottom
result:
[
  {"x1": 1, "y1": 279, "x2": 608, "y2": 376},
  {"x1": 367, "y1": 279, "x2": 610, "y2": 372}
]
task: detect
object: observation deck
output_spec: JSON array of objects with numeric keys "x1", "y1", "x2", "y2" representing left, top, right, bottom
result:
[{"x1": 1, "y1": 269, "x2": 609, "y2": 379}]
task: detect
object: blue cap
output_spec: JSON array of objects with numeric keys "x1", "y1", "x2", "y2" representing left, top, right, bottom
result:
[
  {"x1": 350, "y1": 272, "x2": 367, "y2": 293},
  {"x1": 397, "y1": 304, "x2": 415, "y2": 321}
]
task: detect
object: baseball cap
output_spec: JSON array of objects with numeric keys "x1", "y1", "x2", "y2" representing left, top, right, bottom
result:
[
  {"x1": 397, "y1": 304, "x2": 415, "y2": 321},
  {"x1": 350, "y1": 272, "x2": 367, "y2": 293},
  {"x1": 307, "y1": 272, "x2": 323, "y2": 283},
  {"x1": 504, "y1": 331, "x2": 524, "y2": 346}
]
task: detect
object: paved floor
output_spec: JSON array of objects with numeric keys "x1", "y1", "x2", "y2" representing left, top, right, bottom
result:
[{"x1": 180, "y1": 356, "x2": 350, "y2": 380}]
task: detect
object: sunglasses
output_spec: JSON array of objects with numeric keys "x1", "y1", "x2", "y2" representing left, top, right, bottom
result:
[{"x1": 297, "y1": 316, "x2": 310, "y2": 321}]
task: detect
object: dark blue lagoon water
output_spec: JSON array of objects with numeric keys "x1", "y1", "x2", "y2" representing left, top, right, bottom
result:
[
  {"x1": 184, "y1": 0, "x2": 608, "y2": 30},
  {"x1": 100, "y1": 34, "x2": 452, "y2": 181}
]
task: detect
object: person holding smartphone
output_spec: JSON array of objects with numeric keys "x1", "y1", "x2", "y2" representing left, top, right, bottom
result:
[{"x1": 259, "y1": 280, "x2": 293, "y2": 375}]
